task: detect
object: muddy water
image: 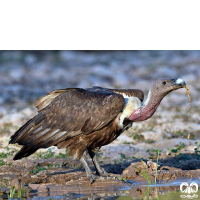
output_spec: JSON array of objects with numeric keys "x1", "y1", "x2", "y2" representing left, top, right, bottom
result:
[
  {"x1": 1, "y1": 149, "x2": 200, "y2": 199},
  {"x1": 11, "y1": 179, "x2": 200, "y2": 199},
  {"x1": 1, "y1": 157, "x2": 200, "y2": 199}
]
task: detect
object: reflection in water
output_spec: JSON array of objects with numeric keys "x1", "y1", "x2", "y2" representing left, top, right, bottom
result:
[
  {"x1": 117, "y1": 183, "x2": 200, "y2": 200},
  {"x1": 1, "y1": 180, "x2": 199, "y2": 199},
  {"x1": 24, "y1": 183, "x2": 200, "y2": 200}
]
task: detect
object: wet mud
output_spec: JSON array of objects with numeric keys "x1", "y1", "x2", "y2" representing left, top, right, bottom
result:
[{"x1": 1, "y1": 156, "x2": 200, "y2": 199}]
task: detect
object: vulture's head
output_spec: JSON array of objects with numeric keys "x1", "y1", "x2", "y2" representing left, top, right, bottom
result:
[
  {"x1": 130, "y1": 78, "x2": 186, "y2": 121},
  {"x1": 150, "y1": 78, "x2": 186, "y2": 98}
]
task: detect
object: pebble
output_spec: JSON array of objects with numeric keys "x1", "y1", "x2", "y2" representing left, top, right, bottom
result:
[{"x1": 10, "y1": 179, "x2": 21, "y2": 190}]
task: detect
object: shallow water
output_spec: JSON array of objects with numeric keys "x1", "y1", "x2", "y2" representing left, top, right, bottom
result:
[{"x1": 15, "y1": 179, "x2": 199, "y2": 200}]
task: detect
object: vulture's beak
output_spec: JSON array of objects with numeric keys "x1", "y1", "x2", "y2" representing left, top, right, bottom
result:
[{"x1": 172, "y1": 78, "x2": 186, "y2": 88}]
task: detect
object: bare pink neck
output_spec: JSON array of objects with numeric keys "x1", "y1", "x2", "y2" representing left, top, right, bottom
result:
[{"x1": 129, "y1": 92, "x2": 163, "y2": 122}]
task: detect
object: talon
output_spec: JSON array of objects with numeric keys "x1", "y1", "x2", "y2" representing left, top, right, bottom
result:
[
  {"x1": 90, "y1": 177, "x2": 95, "y2": 184},
  {"x1": 89, "y1": 174, "x2": 100, "y2": 184}
]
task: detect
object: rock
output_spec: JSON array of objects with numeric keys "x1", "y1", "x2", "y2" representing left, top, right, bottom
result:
[
  {"x1": 37, "y1": 185, "x2": 48, "y2": 193},
  {"x1": 29, "y1": 184, "x2": 39, "y2": 190},
  {"x1": 122, "y1": 160, "x2": 160, "y2": 179},
  {"x1": 147, "y1": 160, "x2": 160, "y2": 169},
  {"x1": 29, "y1": 184, "x2": 48, "y2": 192},
  {"x1": 0, "y1": 185, "x2": 9, "y2": 193},
  {"x1": 122, "y1": 162, "x2": 147, "y2": 179},
  {"x1": 10, "y1": 179, "x2": 21, "y2": 190},
  {"x1": 23, "y1": 161, "x2": 38, "y2": 169}
]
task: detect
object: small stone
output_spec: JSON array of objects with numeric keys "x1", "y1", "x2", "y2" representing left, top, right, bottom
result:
[
  {"x1": 37, "y1": 185, "x2": 48, "y2": 193},
  {"x1": 29, "y1": 184, "x2": 48, "y2": 193},
  {"x1": 1, "y1": 185, "x2": 9, "y2": 193},
  {"x1": 147, "y1": 161, "x2": 158, "y2": 169},
  {"x1": 29, "y1": 184, "x2": 40, "y2": 190},
  {"x1": 10, "y1": 179, "x2": 21, "y2": 190}
]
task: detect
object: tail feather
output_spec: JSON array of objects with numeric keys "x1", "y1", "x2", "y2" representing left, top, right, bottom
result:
[
  {"x1": 13, "y1": 146, "x2": 38, "y2": 160},
  {"x1": 9, "y1": 112, "x2": 44, "y2": 145},
  {"x1": 9, "y1": 118, "x2": 34, "y2": 144}
]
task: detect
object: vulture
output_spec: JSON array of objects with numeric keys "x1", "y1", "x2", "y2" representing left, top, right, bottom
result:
[{"x1": 9, "y1": 78, "x2": 186, "y2": 184}]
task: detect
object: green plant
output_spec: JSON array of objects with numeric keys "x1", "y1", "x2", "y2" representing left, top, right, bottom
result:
[
  {"x1": 121, "y1": 177, "x2": 126, "y2": 182},
  {"x1": 0, "y1": 149, "x2": 14, "y2": 159},
  {"x1": 7, "y1": 162, "x2": 12, "y2": 167},
  {"x1": 37, "y1": 150, "x2": 54, "y2": 159},
  {"x1": 17, "y1": 181, "x2": 29, "y2": 198},
  {"x1": 146, "y1": 149, "x2": 152, "y2": 159},
  {"x1": 5, "y1": 178, "x2": 28, "y2": 199},
  {"x1": 29, "y1": 166, "x2": 47, "y2": 174},
  {"x1": 168, "y1": 142, "x2": 185, "y2": 153},
  {"x1": 55, "y1": 149, "x2": 69, "y2": 158},
  {"x1": 133, "y1": 133, "x2": 144, "y2": 141},
  {"x1": 0, "y1": 160, "x2": 5, "y2": 167},
  {"x1": 55, "y1": 153, "x2": 68, "y2": 158},
  {"x1": 114, "y1": 159, "x2": 119, "y2": 164},
  {"x1": 0, "y1": 152, "x2": 8, "y2": 158},
  {"x1": 154, "y1": 149, "x2": 160, "y2": 184},
  {"x1": 47, "y1": 164, "x2": 53, "y2": 169},
  {"x1": 7, "y1": 177, "x2": 16, "y2": 198},
  {"x1": 55, "y1": 163, "x2": 60, "y2": 168},
  {"x1": 61, "y1": 162, "x2": 68, "y2": 167}
]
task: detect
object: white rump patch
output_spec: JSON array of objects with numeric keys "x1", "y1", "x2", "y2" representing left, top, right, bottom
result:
[{"x1": 176, "y1": 78, "x2": 184, "y2": 84}]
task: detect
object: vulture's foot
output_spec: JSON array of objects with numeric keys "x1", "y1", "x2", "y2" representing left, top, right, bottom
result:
[
  {"x1": 89, "y1": 173, "x2": 115, "y2": 184},
  {"x1": 97, "y1": 170, "x2": 109, "y2": 177},
  {"x1": 89, "y1": 174, "x2": 102, "y2": 184}
]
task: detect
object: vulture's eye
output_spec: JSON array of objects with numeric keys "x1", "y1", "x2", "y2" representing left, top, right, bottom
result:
[{"x1": 162, "y1": 81, "x2": 166, "y2": 85}]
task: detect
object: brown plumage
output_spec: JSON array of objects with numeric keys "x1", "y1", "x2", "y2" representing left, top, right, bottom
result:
[{"x1": 9, "y1": 78, "x2": 186, "y2": 184}]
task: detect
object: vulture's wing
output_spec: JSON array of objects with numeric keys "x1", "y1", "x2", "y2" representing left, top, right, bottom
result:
[
  {"x1": 10, "y1": 88, "x2": 124, "y2": 149},
  {"x1": 87, "y1": 87, "x2": 144, "y2": 102},
  {"x1": 109, "y1": 89, "x2": 144, "y2": 102},
  {"x1": 34, "y1": 88, "x2": 78, "y2": 112}
]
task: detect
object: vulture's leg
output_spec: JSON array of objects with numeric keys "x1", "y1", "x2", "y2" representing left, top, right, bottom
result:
[
  {"x1": 80, "y1": 151, "x2": 100, "y2": 184},
  {"x1": 87, "y1": 148, "x2": 108, "y2": 177}
]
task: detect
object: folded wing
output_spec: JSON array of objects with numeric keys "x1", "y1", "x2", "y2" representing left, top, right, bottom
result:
[{"x1": 9, "y1": 88, "x2": 125, "y2": 149}]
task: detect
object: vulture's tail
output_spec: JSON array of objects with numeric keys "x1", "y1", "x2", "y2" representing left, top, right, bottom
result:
[{"x1": 13, "y1": 146, "x2": 39, "y2": 160}]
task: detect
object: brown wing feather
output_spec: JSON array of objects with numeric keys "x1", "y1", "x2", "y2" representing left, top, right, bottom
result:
[
  {"x1": 109, "y1": 89, "x2": 144, "y2": 102},
  {"x1": 34, "y1": 88, "x2": 78, "y2": 112},
  {"x1": 10, "y1": 88, "x2": 124, "y2": 149}
]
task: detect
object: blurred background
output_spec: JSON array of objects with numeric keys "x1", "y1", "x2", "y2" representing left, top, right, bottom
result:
[{"x1": 0, "y1": 50, "x2": 199, "y2": 149}]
